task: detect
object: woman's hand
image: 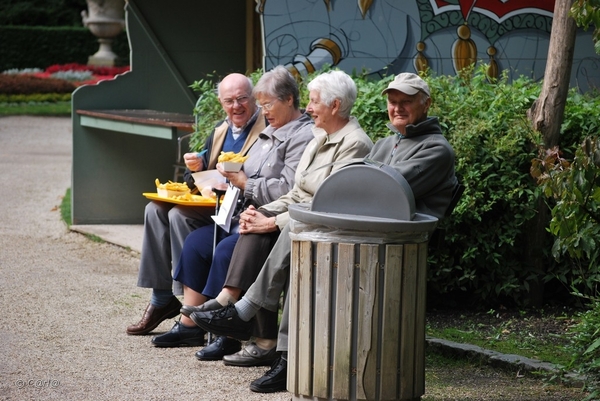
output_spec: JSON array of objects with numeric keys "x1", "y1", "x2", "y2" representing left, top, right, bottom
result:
[
  {"x1": 239, "y1": 205, "x2": 278, "y2": 234},
  {"x1": 216, "y1": 163, "x2": 248, "y2": 190}
]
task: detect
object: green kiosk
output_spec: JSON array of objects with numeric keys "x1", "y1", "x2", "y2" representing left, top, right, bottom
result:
[{"x1": 71, "y1": 0, "x2": 258, "y2": 224}]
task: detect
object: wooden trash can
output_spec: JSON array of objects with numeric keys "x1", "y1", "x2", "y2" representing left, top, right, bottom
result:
[
  {"x1": 286, "y1": 164, "x2": 438, "y2": 401},
  {"x1": 287, "y1": 229, "x2": 432, "y2": 401}
]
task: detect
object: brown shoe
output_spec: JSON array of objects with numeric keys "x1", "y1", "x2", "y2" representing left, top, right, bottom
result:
[{"x1": 126, "y1": 296, "x2": 182, "y2": 335}]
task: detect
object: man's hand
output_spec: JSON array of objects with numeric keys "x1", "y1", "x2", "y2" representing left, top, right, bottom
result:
[{"x1": 184, "y1": 152, "x2": 204, "y2": 172}]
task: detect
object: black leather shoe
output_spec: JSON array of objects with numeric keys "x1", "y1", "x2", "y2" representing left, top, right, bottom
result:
[
  {"x1": 195, "y1": 335, "x2": 241, "y2": 361},
  {"x1": 190, "y1": 303, "x2": 252, "y2": 341},
  {"x1": 180, "y1": 299, "x2": 223, "y2": 318},
  {"x1": 250, "y1": 356, "x2": 287, "y2": 393},
  {"x1": 151, "y1": 321, "x2": 205, "y2": 347}
]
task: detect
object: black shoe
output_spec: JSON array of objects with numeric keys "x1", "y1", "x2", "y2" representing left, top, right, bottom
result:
[
  {"x1": 151, "y1": 321, "x2": 205, "y2": 347},
  {"x1": 195, "y1": 335, "x2": 241, "y2": 361},
  {"x1": 250, "y1": 356, "x2": 287, "y2": 393},
  {"x1": 190, "y1": 303, "x2": 252, "y2": 341},
  {"x1": 180, "y1": 299, "x2": 223, "y2": 318}
]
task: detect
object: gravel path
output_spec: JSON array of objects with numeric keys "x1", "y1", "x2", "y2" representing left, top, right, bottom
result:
[
  {"x1": 0, "y1": 116, "x2": 290, "y2": 401},
  {"x1": 0, "y1": 116, "x2": 586, "y2": 401}
]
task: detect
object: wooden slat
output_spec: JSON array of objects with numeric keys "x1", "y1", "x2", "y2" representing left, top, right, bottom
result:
[
  {"x1": 297, "y1": 240, "x2": 314, "y2": 395},
  {"x1": 400, "y1": 244, "x2": 419, "y2": 399},
  {"x1": 356, "y1": 244, "x2": 379, "y2": 400},
  {"x1": 288, "y1": 240, "x2": 301, "y2": 394},
  {"x1": 413, "y1": 242, "x2": 428, "y2": 397},
  {"x1": 332, "y1": 243, "x2": 355, "y2": 400},
  {"x1": 313, "y1": 242, "x2": 333, "y2": 399},
  {"x1": 288, "y1": 238, "x2": 429, "y2": 401},
  {"x1": 380, "y1": 244, "x2": 403, "y2": 400}
]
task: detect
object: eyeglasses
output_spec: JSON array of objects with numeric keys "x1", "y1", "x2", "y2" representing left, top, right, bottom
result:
[
  {"x1": 260, "y1": 99, "x2": 280, "y2": 111},
  {"x1": 222, "y1": 95, "x2": 250, "y2": 107}
]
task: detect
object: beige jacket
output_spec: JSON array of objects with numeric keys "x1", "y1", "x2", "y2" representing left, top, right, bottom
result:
[{"x1": 262, "y1": 117, "x2": 373, "y2": 228}]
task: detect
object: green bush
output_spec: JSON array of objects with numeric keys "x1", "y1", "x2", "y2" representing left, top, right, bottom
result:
[
  {"x1": 567, "y1": 300, "x2": 600, "y2": 399},
  {"x1": 532, "y1": 137, "x2": 600, "y2": 298},
  {"x1": 188, "y1": 66, "x2": 600, "y2": 308},
  {"x1": 0, "y1": 26, "x2": 129, "y2": 71},
  {"x1": 425, "y1": 68, "x2": 551, "y2": 306},
  {"x1": 189, "y1": 75, "x2": 225, "y2": 151},
  {"x1": 0, "y1": 0, "x2": 88, "y2": 26},
  {"x1": 562, "y1": 89, "x2": 600, "y2": 157}
]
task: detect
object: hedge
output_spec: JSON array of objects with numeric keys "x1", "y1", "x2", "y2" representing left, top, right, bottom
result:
[{"x1": 0, "y1": 25, "x2": 129, "y2": 71}]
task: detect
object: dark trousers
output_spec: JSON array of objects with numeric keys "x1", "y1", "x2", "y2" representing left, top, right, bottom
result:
[{"x1": 224, "y1": 210, "x2": 281, "y2": 339}]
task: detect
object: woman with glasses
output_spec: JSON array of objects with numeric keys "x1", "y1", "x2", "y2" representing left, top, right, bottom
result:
[{"x1": 149, "y1": 66, "x2": 314, "y2": 354}]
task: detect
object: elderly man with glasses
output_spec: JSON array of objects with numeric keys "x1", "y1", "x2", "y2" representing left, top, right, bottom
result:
[{"x1": 126, "y1": 73, "x2": 267, "y2": 336}]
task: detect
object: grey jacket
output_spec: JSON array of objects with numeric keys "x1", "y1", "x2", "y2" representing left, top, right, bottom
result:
[
  {"x1": 242, "y1": 112, "x2": 314, "y2": 207},
  {"x1": 367, "y1": 117, "x2": 456, "y2": 220}
]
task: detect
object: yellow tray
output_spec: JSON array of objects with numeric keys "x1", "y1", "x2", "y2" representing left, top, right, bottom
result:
[{"x1": 143, "y1": 192, "x2": 217, "y2": 207}]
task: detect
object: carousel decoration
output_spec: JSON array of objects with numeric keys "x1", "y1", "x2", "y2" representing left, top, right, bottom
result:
[{"x1": 415, "y1": 0, "x2": 554, "y2": 80}]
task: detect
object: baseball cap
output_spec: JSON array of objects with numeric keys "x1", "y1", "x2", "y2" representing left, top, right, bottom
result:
[{"x1": 382, "y1": 73, "x2": 430, "y2": 97}]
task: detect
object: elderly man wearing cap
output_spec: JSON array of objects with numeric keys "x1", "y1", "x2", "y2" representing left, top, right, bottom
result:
[
  {"x1": 368, "y1": 72, "x2": 457, "y2": 219},
  {"x1": 191, "y1": 72, "x2": 457, "y2": 394}
]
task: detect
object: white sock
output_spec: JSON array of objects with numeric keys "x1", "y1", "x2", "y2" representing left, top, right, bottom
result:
[{"x1": 235, "y1": 298, "x2": 260, "y2": 321}]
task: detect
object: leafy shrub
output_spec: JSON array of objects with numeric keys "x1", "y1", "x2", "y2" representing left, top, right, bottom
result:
[
  {"x1": 426, "y1": 67, "x2": 550, "y2": 306},
  {"x1": 566, "y1": 300, "x2": 600, "y2": 399},
  {"x1": 0, "y1": 0, "x2": 88, "y2": 26},
  {"x1": 561, "y1": 89, "x2": 600, "y2": 157},
  {"x1": 0, "y1": 74, "x2": 76, "y2": 95},
  {"x1": 0, "y1": 26, "x2": 129, "y2": 71},
  {"x1": 187, "y1": 66, "x2": 600, "y2": 308},
  {"x1": 188, "y1": 75, "x2": 227, "y2": 151},
  {"x1": 532, "y1": 137, "x2": 600, "y2": 298}
]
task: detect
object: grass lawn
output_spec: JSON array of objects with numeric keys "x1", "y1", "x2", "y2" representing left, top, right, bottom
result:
[{"x1": 0, "y1": 101, "x2": 71, "y2": 116}]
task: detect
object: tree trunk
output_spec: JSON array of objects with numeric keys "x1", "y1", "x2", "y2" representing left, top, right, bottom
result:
[
  {"x1": 524, "y1": 198, "x2": 549, "y2": 308},
  {"x1": 525, "y1": 0, "x2": 578, "y2": 307},
  {"x1": 528, "y1": 0, "x2": 577, "y2": 148}
]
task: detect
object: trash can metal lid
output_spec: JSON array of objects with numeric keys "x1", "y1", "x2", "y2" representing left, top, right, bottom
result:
[
  {"x1": 289, "y1": 203, "x2": 438, "y2": 233},
  {"x1": 311, "y1": 163, "x2": 415, "y2": 221}
]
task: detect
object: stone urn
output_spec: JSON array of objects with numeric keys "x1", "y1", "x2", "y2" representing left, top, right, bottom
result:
[{"x1": 82, "y1": 0, "x2": 126, "y2": 66}]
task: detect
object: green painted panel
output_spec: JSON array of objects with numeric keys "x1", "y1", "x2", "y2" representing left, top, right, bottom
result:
[{"x1": 79, "y1": 115, "x2": 173, "y2": 140}]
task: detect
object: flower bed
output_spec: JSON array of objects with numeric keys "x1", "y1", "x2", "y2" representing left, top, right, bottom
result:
[{"x1": 1, "y1": 63, "x2": 130, "y2": 102}]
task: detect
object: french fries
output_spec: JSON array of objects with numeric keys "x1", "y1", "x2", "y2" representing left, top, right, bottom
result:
[
  {"x1": 171, "y1": 193, "x2": 194, "y2": 201},
  {"x1": 155, "y1": 178, "x2": 190, "y2": 192},
  {"x1": 217, "y1": 151, "x2": 248, "y2": 163},
  {"x1": 155, "y1": 178, "x2": 190, "y2": 199}
]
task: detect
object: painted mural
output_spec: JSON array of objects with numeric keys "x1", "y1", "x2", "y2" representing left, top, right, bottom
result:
[{"x1": 257, "y1": 0, "x2": 599, "y2": 90}]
